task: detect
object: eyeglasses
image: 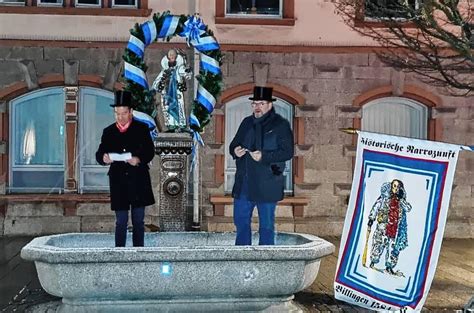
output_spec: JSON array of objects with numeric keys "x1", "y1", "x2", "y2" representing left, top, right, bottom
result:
[{"x1": 251, "y1": 101, "x2": 269, "y2": 107}]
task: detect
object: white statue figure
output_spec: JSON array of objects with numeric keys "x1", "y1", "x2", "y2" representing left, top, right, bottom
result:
[{"x1": 152, "y1": 49, "x2": 192, "y2": 131}]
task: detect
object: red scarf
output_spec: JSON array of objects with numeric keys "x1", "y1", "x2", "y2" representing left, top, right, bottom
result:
[{"x1": 116, "y1": 120, "x2": 131, "y2": 133}]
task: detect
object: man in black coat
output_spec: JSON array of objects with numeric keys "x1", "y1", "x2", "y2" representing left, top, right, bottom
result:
[
  {"x1": 96, "y1": 90, "x2": 155, "y2": 247},
  {"x1": 229, "y1": 86, "x2": 294, "y2": 245}
]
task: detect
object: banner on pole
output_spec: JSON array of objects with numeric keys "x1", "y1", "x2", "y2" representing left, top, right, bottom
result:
[{"x1": 334, "y1": 131, "x2": 469, "y2": 311}]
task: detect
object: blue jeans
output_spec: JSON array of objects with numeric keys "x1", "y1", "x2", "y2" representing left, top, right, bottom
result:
[
  {"x1": 233, "y1": 197, "x2": 276, "y2": 245},
  {"x1": 115, "y1": 207, "x2": 145, "y2": 247}
]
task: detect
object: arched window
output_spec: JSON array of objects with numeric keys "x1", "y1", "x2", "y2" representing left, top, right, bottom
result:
[
  {"x1": 9, "y1": 87, "x2": 66, "y2": 192},
  {"x1": 362, "y1": 97, "x2": 428, "y2": 139},
  {"x1": 78, "y1": 87, "x2": 114, "y2": 192},
  {"x1": 224, "y1": 95, "x2": 294, "y2": 194},
  {"x1": 9, "y1": 87, "x2": 114, "y2": 193}
]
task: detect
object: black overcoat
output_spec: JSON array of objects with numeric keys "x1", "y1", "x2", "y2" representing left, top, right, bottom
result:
[
  {"x1": 229, "y1": 108, "x2": 294, "y2": 202},
  {"x1": 96, "y1": 119, "x2": 155, "y2": 211}
]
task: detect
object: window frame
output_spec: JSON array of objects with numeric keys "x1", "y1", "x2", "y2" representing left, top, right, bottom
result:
[
  {"x1": 361, "y1": 96, "x2": 428, "y2": 139},
  {"x1": 78, "y1": 87, "x2": 114, "y2": 193},
  {"x1": 8, "y1": 87, "x2": 66, "y2": 193},
  {"x1": 0, "y1": 0, "x2": 25, "y2": 6},
  {"x1": 111, "y1": 0, "x2": 136, "y2": 9},
  {"x1": 0, "y1": 0, "x2": 150, "y2": 16},
  {"x1": 224, "y1": 95, "x2": 294, "y2": 195},
  {"x1": 215, "y1": 0, "x2": 295, "y2": 26},
  {"x1": 37, "y1": 0, "x2": 63, "y2": 7},
  {"x1": 7, "y1": 86, "x2": 116, "y2": 194},
  {"x1": 74, "y1": 0, "x2": 101, "y2": 8},
  {"x1": 363, "y1": 0, "x2": 422, "y2": 21},
  {"x1": 225, "y1": 0, "x2": 283, "y2": 19}
]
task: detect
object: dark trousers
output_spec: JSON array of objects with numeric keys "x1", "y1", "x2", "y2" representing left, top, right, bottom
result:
[
  {"x1": 233, "y1": 196, "x2": 276, "y2": 246},
  {"x1": 115, "y1": 207, "x2": 145, "y2": 247}
]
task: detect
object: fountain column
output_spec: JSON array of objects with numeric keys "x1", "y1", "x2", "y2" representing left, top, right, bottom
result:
[{"x1": 154, "y1": 132, "x2": 193, "y2": 231}]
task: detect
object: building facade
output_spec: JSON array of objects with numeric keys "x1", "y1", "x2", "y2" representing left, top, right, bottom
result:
[{"x1": 0, "y1": 0, "x2": 472, "y2": 237}]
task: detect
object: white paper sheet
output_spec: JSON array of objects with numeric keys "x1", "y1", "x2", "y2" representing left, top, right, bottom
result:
[{"x1": 108, "y1": 152, "x2": 132, "y2": 162}]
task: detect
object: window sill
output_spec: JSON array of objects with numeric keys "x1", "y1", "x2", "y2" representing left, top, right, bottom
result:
[
  {"x1": 215, "y1": 17, "x2": 295, "y2": 26},
  {"x1": 209, "y1": 195, "x2": 308, "y2": 217},
  {"x1": 0, "y1": 6, "x2": 152, "y2": 16},
  {"x1": 0, "y1": 193, "x2": 110, "y2": 204}
]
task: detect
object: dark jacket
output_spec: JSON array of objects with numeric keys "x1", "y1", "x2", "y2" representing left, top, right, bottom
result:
[
  {"x1": 229, "y1": 108, "x2": 294, "y2": 202},
  {"x1": 96, "y1": 119, "x2": 155, "y2": 211}
]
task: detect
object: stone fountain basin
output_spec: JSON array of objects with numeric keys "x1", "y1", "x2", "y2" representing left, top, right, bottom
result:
[{"x1": 21, "y1": 232, "x2": 334, "y2": 312}]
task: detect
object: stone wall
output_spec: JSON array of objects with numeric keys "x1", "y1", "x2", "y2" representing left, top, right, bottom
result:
[
  {"x1": 0, "y1": 46, "x2": 472, "y2": 238},
  {"x1": 0, "y1": 45, "x2": 170, "y2": 236},
  {"x1": 201, "y1": 50, "x2": 474, "y2": 238}
]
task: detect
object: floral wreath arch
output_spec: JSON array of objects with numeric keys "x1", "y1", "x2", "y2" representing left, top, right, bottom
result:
[{"x1": 122, "y1": 11, "x2": 223, "y2": 141}]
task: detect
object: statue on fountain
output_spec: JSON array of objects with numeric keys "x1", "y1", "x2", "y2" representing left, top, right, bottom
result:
[{"x1": 152, "y1": 49, "x2": 192, "y2": 132}]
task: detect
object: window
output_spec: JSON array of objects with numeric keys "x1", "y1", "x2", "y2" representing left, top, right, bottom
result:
[
  {"x1": 226, "y1": 0, "x2": 282, "y2": 17},
  {"x1": 224, "y1": 96, "x2": 294, "y2": 194},
  {"x1": 0, "y1": 0, "x2": 24, "y2": 6},
  {"x1": 9, "y1": 87, "x2": 114, "y2": 193},
  {"x1": 112, "y1": 0, "x2": 136, "y2": 8},
  {"x1": 215, "y1": 0, "x2": 295, "y2": 26},
  {"x1": 9, "y1": 88, "x2": 65, "y2": 192},
  {"x1": 79, "y1": 87, "x2": 114, "y2": 193},
  {"x1": 365, "y1": 0, "x2": 421, "y2": 20},
  {"x1": 37, "y1": 0, "x2": 63, "y2": 6},
  {"x1": 75, "y1": 0, "x2": 100, "y2": 8},
  {"x1": 362, "y1": 97, "x2": 428, "y2": 139},
  {"x1": 0, "y1": 0, "x2": 149, "y2": 16}
]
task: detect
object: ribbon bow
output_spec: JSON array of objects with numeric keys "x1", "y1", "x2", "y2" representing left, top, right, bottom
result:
[{"x1": 180, "y1": 16, "x2": 206, "y2": 45}]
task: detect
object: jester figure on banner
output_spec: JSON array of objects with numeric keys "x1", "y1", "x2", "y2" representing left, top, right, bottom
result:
[
  {"x1": 151, "y1": 49, "x2": 192, "y2": 132},
  {"x1": 334, "y1": 129, "x2": 474, "y2": 311},
  {"x1": 363, "y1": 179, "x2": 412, "y2": 277}
]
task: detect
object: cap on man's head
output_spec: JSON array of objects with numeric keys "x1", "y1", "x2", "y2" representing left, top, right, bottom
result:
[
  {"x1": 249, "y1": 86, "x2": 276, "y2": 102},
  {"x1": 110, "y1": 90, "x2": 133, "y2": 108}
]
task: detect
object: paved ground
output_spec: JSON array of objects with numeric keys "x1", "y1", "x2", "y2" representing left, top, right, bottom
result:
[
  {"x1": 294, "y1": 237, "x2": 474, "y2": 312},
  {"x1": 0, "y1": 236, "x2": 472, "y2": 312}
]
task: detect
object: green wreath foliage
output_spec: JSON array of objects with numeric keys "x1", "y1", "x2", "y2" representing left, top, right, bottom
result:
[{"x1": 122, "y1": 11, "x2": 223, "y2": 133}]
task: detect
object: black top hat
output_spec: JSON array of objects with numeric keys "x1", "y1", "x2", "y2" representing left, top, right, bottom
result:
[
  {"x1": 110, "y1": 90, "x2": 133, "y2": 108},
  {"x1": 249, "y1": 86, "x2": 276, "y2": 102}
]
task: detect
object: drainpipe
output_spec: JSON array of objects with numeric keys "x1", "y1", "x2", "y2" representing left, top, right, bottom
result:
[{"x1": 191, "y1": 0, "x2": 201, "y2": 231}]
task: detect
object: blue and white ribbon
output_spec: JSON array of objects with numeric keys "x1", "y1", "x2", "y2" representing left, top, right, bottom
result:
[
  {"x1": 158, "y1": 15, "x2": 180, "y2": 39},
  {"x1": 200, "y1": 53, "x2": 221, "y2": 75},
  {"x1": 141, "y1": 20, "x2": 157, "y2": 46},
  {"x1": 180, "y1": 15, "x2": 206, "y2": 44},
  {"x1": 196, "y1": 85, "x2": 216, "y2": 113},
  {"x1": 133, "y1": 110, "x2": 158, "y2": 140},
  {"x1": 127, "y1": 35, "x2": 145, "y2": 57},
  {"x1": 190, "y1": 130, "x2": 205, "y2": 170},
  {"x1": 191, "y1": 36, "x2": 220, "y2": 52},
  {"x1": 124, "y1": 62, "x2": 148, "y2": 89},
  {"x1": 189, "y1": 113, "x2": 201, "y2": 129}
]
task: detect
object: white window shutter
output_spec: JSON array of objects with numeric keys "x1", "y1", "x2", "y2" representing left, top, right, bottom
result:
[
  {"x1": 224, "y1": 96, "x2": 294, "y2": 194},
  {"x1": 362, "y1": 97, "x2": 428, "y2": 139}
]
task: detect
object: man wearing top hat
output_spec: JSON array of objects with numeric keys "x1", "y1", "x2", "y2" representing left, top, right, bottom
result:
[
  {"x1": 229, "y1": 86, "x2": 294, "y2": 245},
  {"x1": 96, "y1": 90, "x2": 155, "y2": 247}
]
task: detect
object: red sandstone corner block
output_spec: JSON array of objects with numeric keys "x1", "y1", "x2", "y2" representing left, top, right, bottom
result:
[
  {"x1": 63, "y1": 202, "x2": 77, "y2": 217},
  {"x1": 78, "y1": 75, "x2": 103, "y2": 87},
  {"x1": 38, "y1": 74, "x2": 65, "y2": 88},
  {"x1": 0, "y1": 82, "x2": 28, "y2": 101}
]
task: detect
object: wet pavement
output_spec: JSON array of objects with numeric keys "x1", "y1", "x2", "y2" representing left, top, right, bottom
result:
[{"x1": 0, "y1": 236, "x2": 472, "y2": 312}]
